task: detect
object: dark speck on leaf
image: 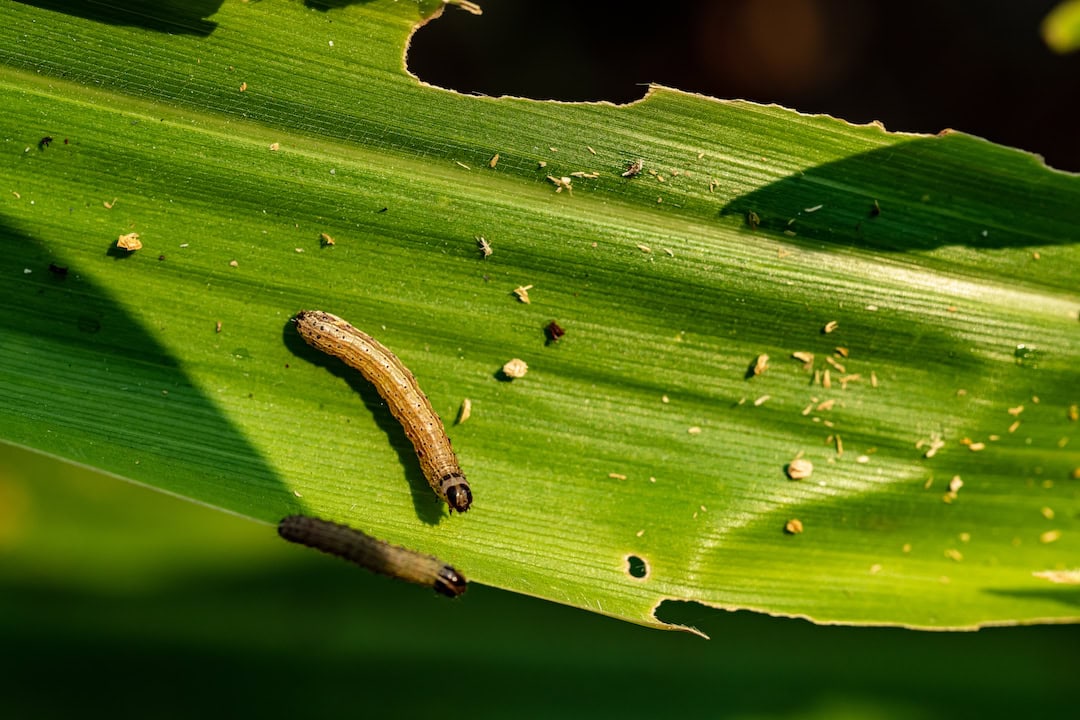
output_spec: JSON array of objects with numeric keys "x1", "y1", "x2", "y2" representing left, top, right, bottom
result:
[
  {"x1": 77, "y1": 316, "x2": 101, "y2": 334},
  {"x1": 38, "y1": 136, "x2": 53, "y2": 150},
  {"x1": 48, "y1": 262, "x2": 68, "y2": 278},
  {"x1": 545, "y1": 320, "x2": 565, "y2": 344}
]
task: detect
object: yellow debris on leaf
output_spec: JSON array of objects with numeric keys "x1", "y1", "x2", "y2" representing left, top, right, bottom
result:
[
  {"x1": 513, "y1": 284, "x2": 533, "y2": 304},
  {"x1": 116, "y1": 233, "x2": 142, "y2": 251},
  {"x1": 501, "y1": 358, "x2": 528, "y2": 379},
  {"x1": 786, "y1": 458, "x2": 813, "y2": 480},
  {"x1": 456, "y1": 398, "x2": 472, "y2": 425},
  {"x1": 751, "y1": 353, "x2": 769, "y2": 377}
]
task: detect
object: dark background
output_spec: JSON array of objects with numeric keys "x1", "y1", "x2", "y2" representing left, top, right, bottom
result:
[{"x1": 409, "y1": 0, "x2": 1080, "y2": 172}]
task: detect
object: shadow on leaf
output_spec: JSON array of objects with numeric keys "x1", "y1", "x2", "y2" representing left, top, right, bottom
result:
[
  {"x1": 720, "y1": 133, "x2": 1079, "y2": 255},
  {"x1": 14, "y1": 0, "x2": 222, "y2": 36},
  {"x1": 0, "y1": 215, "x2": 295, "y2": 519}
]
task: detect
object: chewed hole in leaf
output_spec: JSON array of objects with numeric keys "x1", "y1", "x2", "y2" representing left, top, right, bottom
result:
[{"x1": 626, "y1": 554, "x2": 649, "y2": 580}]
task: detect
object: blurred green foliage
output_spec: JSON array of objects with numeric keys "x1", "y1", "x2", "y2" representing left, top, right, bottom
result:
[{"x1": 1044, "y1": 0, "x2": 1080, "y2": 52}]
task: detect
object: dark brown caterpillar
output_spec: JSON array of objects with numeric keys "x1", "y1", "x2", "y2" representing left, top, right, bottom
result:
[
  {"x1": 278, "y1": 515, "x2": 467, "y2": 597},
  {"x1": 294, "y1": 310, "x2": 472, "y2": 513}
]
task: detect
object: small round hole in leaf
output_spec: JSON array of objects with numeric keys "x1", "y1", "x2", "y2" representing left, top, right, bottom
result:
[{"x1": 626, "y1": 554, "x2": 648, "y2": 580}]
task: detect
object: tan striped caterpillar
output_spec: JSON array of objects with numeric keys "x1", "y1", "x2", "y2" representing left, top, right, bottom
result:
[
  {"x1": 294, "y1": 310, "x2": 472, "y2": 513},
  {"x1": 278, "y1": 515, "x2": 467, "y2": 597}
]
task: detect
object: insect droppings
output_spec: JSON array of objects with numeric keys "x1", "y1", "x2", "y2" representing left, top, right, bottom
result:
[
  {"x1": 456, "y1": 398, "x2": 472, "y2": 425},
  {"x1": 1033, "y1": 569, "x2": 1080, "y2": 584},
  {"x1": 1040, "y1": 530, "x2": 1062, "y2": 544},
  {"x1": 293, "y1": 310, "x2": 472, "y2": 513},
  {"x1": 943, "y1": 475, "x2": 963, "y2": 504},
  {"x1": 116, "y1": 233, "x2": 142, "y2": 252},
  {"x1": 476, "y1": 236, "x2": 492, "y2": 258},
  {"x1": 513, "y1": 284, "x2": 533, "y2": 304},
  {"x1": 278, "y1": 515, "x2": 467, "y2": 597},
  {"x1": 622, "y1": 159, "x2": 644, "y2": 178},
  {"x1": 501, "y1": 358, "x2": 528, "y2": 379},
  {"x1": 750, "y1": 353, "x2": 769, "y2": 377},
  {"x1": 923, "y1": 435, "x2": 946, "y2": 458},
  {"x1": 546, "y1": 175, "x2": 573, "y2": 193},
  {"x1": 786, "y1": 458, "x2": 813, "y2": 480}
]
